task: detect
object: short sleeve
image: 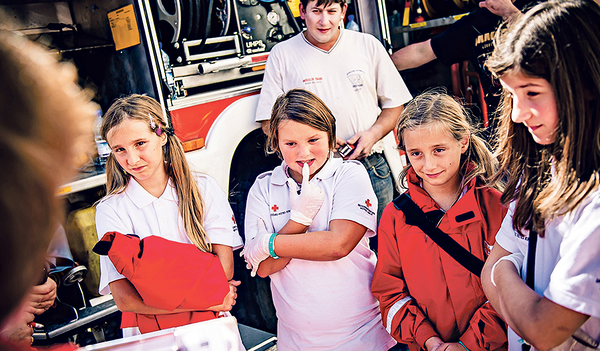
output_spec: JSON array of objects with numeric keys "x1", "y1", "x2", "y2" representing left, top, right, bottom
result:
[
  {"x1": 255, "y1": 46, "x2": 285, "y2": 122},
  {"x1": 545, "y1": 196, "x2": 600, "y2": 319},
  {"x1": 494, "y1": 202, "x2": 521, "y2": 254},
  {"x1": 46, "y1": 224, "x2": 74, "y2": 265},
  {"x1": 244, "y1": 174, "x2": 277, "y2": 242},
  {"x1": 330, "y1": 161, "x2": 378, "y2": 235},
  {"x1": 95, "y1": 200, "x2": 132, "y2": 295},
  {"x1": 372, "y1": 38, "x2": 412, "y2": 110},
  {"x1": 199, "y1": 175, "x2": 243, "y2": 250}
]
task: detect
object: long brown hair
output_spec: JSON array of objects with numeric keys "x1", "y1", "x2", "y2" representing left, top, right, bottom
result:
[
  {"x1": 101, "y1": 95, "x2": 212, "y2": 252},
  {"x1": 487, "y1": 0, "x2": 600, "y2": 236},
  {"x1": 396, "y1": 90, "x2": 500, "y2": 192}
]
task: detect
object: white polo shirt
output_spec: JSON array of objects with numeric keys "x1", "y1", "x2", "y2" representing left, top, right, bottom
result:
[
  {"x1": 255, "y1": 29, "x2": 412, "y2": 152},
  {"x1": 496, "y1": 192, "x2": 600, "y2": 351},
  {"x1": 245, "y1": 157, "x2": 396, "y2": 351},
  {"x1": 96, "y1": 173, "x2": 243, "y2": 295}
]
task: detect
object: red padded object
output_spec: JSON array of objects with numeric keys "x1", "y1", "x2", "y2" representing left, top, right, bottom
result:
[{"x1": 97, "y1": 232, "x2": 229, "y2": 333}]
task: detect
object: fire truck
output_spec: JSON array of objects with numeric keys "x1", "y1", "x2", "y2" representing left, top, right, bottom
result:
[{"x1": 2, "y1": 0, "x2": 485, "y2": 347}]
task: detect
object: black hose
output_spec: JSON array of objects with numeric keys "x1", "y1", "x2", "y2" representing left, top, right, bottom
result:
[{"x1": 194, "y1": 0, "x2": 214, "y2": 53}]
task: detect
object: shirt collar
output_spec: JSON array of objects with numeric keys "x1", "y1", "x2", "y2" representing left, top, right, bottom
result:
[
  {"x1": 125, "y1": 177, "x2": 177, "y2": 209},
  {"x1": 271, "y1": 154, "x2": 341, "y2": 185},
  {"x1": 300, "y1": 27, "x2": 344, "y2": 54},
  {"x1": 406, "y1": 166, "x2": 483, "y2": 228}
]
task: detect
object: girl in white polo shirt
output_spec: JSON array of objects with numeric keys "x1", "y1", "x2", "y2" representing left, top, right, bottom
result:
[
  {"x1": 481, "y1": 1, "x2": 600, "y2": 350},
  {"x1": 95, "y1": 94, "x2": 243, "y2": 336},
  {"x1": 243, "y1": 89, "x2": 396, "y2": 350}
]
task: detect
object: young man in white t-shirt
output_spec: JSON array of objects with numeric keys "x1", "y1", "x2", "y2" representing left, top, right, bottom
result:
[{"x1": 255, "y1": 0, "x2": 412, "y2": 232}]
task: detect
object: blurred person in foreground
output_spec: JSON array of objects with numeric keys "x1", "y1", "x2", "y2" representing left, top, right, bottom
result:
[{"x1": 0, "y1": 19, "x2": 96, "y2": 350}]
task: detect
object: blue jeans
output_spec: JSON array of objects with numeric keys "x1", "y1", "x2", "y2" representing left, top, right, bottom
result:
[{"x1": 360, "y1": 152, "x2": 394, "y2": 252}]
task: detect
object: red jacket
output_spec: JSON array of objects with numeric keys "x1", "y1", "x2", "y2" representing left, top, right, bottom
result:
[
  {"x1": 371, "y1": 168, "x2": 508, "y2": 351},
  {"x1": 95, "y1": 232, "x2": 229, "y2": 333}
]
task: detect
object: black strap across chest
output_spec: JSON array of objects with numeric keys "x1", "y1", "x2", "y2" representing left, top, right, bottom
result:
[
  {"x1": 522, "y1": 230, "x2": 538, "y2": 351},
  {"x1": 393, "y1": 193, "x2": 485, "y2": 277}
]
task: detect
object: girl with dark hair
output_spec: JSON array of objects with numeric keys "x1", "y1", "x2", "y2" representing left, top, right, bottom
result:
[{"x1": 481, "y1": 1, "x2": 600, "y2": 350}]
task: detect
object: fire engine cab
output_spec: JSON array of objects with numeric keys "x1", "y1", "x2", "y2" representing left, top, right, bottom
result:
[{"x1": 1, "y1": 0, "x2": 487, "y2": 348}]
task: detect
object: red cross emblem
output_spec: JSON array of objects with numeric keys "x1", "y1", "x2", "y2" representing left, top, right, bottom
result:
[
  {"x1": 365, "y1": 199, "x2": 372, "y2": 208},
  {"x1": 272, "y1": 204, "x2": 279, "y2": 212}
]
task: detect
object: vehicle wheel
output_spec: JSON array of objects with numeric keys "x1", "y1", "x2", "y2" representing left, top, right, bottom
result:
[{"x1": 229, "y1": 128, "x2": 281, "y2": 333}]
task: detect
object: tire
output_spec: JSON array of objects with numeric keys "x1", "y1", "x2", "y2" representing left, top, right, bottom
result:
[{"x1": 228, "y1": 129, "x2": 281, "y2": 333}]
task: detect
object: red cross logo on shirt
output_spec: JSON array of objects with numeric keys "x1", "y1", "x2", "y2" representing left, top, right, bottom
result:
[
  {"x1": 272, "y1": 204, "x2": 279, "y2": 212},
  {"x1": 365, "y1": 199, "x2": 372, "y2": 208}
]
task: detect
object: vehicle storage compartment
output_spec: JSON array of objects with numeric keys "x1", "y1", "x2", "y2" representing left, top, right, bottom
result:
[{"x1": 147, "y1": 0, "x2": 302, "y2": 153}]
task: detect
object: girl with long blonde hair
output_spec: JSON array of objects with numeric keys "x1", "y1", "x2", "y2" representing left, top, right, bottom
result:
[
  {"x1": 96, "y1": 94, "x2": 243, "y2": 336},
  {"x1": 372, "y1": 90, "x2": 508, "y2": 351}
]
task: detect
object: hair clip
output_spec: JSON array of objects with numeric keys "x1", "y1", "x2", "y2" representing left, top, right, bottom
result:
[
  {"x1": 156, "y1": 128, "x2": 162, "y2": 136},
  {"x1": 149, "y1": 113, "x2": 156, "y2": 130}
]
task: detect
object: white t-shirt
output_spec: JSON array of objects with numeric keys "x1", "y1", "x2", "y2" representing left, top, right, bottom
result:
[
  {"x1": 255, "y1": 29, "x2": 412, "y2": 151},
  {"x1": 496, "y1": 191, "x2": 600, "y2": 351},
  {"x1": 245, "y1": 157, "x2": 396, "y2": 351},
  {"x1": 96, "y1": 173, "x2": 243, "y2": 296}
]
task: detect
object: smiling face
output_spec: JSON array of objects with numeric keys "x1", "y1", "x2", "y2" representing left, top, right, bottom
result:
[
  {"x1": 403, "y1": 123, "x2": 468, "y2": 197},
  {"x1": 278, "y1": 119, "x2": 330, "y2": 183},
  {"x1": 107, "y1": 118, "x2": 168, "y2": 189},
  {"x1": 300, "y1": 0, "x2": 347, "y2": 51},
  {"x1": 500, "y1": 71, "x2": 559, "y2": 145}
]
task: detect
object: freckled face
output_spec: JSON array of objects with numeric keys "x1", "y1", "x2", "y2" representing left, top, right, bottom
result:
[
  {"x1": 403, "y1": 123, "x2": 468, "y2": 195},
  {"x1": 107, "y1": 118, "x2": 168, "y2": 186},
  {"x1": 278, "y1": 119, "x2": 330, "y2": 183},
  {"x1": 500, "y1": 71, "x2": 559, "y2": 145}
]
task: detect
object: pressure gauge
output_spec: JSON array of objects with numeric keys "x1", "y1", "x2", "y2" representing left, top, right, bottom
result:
[{"x1": 267, "y1": 11, "x2": 280, "y2": 25}]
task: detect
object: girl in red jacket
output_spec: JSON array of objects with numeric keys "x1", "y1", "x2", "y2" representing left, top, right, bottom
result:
[{"x1": 371, "y1": 91, "x2": 508, "y2": 351}]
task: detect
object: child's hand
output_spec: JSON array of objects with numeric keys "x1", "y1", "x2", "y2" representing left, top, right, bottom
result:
[
  {"x1": 208, "y1": 280, "x2": 240, "y2": 312},
  {"x1": 242, "y1": 219, "x2": 272, "y2": 277},
  {"x1": 425, "y1": 336, "x2": 444, "y2": 351},
  {"x1": 287, "y1": 163, "x2": 325, "y2": 226},
  {"x1": 440, "y1": 342, "x2": 466, "y2": 351}
]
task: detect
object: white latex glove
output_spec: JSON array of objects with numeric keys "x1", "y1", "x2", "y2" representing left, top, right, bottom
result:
[
  {"x1": 287, "y1": 163, "x2": 325, "y2": 226},
  {"x1": 490, "y1": 252, "x2": 524, "y2": 287},
  {"x1": 242, "y1": 218, "x2": 272, "y2": 277}
]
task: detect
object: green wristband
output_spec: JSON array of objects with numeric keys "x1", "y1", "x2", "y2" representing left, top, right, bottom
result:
[
  {"x1": 459, "y1": 341, "x2": 469, "y2": 351},
  {"x1": 269, "y1": 232, "x2": 280, "y2": 259}
]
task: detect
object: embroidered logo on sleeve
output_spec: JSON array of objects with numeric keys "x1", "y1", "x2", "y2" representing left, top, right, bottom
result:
[
  {"x1": 270, "y1": 203, "x2": 290, "y2": 217},
  {"x1": 358, "y1": 199, "x2": 375, "y2": 216},
  {"x1": 232, "y1": 215, "x2": 239, "y2": 232}
]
